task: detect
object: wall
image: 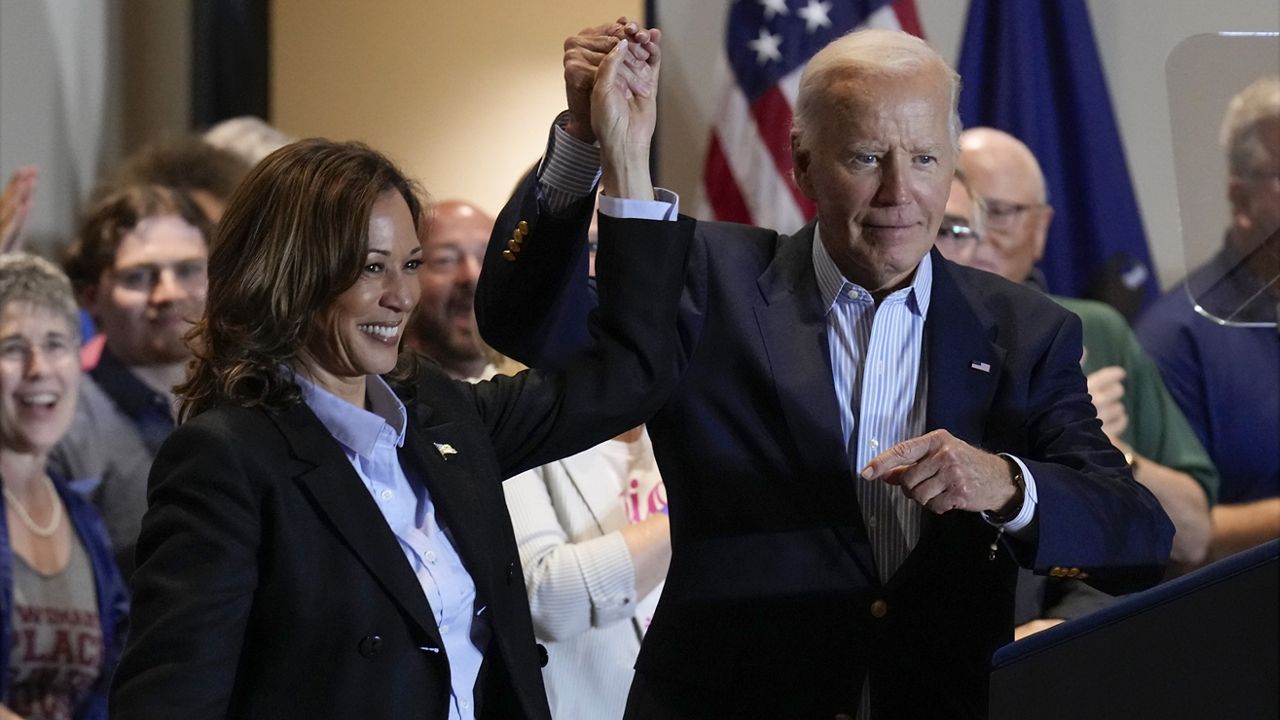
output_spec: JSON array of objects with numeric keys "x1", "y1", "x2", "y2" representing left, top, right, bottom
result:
[
  {"x1": 0, "y1": 0, "x2": 190, "y2": 255},
  {"x1": 655, "y1": 0, "x2": 1280, "y2": 289},
  {"x1": 271, "y1": 0, "x2": 644, "y2": 216}
]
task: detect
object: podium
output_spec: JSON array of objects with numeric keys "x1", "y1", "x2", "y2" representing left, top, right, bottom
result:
[{"x1": 989, "y1": 540, "x2": 1279, "y2": 720}]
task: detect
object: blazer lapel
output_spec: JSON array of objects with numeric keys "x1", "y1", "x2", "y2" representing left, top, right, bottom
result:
[
  {"x1": 275, "y1": 403, "x2": 443, "y2": 647},
  {"x1": 400, "y1": 394, "x2": 499, "y2": 605},
  {"x1": 923, "y1": 251, "x2": 1004, "y2": 446},
  {"x1": 893, "y1": 252, "x2": 1006, "y2": 580},
  {"x1": 560, "y1": 448, "x2": 630, "y2": 533},
  {"x1": 752, "y1": 224, "x2": 877, "y2": 580}
]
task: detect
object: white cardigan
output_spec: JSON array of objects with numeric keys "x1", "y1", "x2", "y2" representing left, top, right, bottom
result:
[{"x1": 503, "y1": 430, "x2": 662, "y2": 719}]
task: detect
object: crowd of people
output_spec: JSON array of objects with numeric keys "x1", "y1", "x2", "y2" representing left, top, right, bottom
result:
[{"x1": 0, "y1": 16, "x2": 1274, "y2": 720}]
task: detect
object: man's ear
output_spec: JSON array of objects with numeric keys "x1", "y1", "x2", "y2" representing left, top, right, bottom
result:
[
  {"x1": 1227, "y1": 177, "x2": 1253, "y2": 232},
  {"x1": 1033, "y1": 204, "x2": 1055, "y2": 261},
  {"x1": 791, "y1": 132, "x2": 814, "y2": 199}
]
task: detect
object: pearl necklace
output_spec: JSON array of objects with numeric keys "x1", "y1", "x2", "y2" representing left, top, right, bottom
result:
[{"x1": 3, "y1": 474, "x2": 63, "y2": 538}]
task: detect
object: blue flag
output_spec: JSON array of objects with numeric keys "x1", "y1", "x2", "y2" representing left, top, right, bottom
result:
[{"x1": 957, "y1": 0, "x2": 1157, "y2": 311}]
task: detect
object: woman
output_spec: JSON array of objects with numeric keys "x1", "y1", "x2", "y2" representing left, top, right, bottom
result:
[
  {"x1": 110, "y1": 122, "x2": 681, "y2": 720},
  {"x1": 0, "y1": 253, "x2": 129, "y2": 720},
  {"x1": 503, "y1": 425, "x2": 670, "y2": 719}
]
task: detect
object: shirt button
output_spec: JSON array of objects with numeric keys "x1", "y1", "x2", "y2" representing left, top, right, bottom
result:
[
  {"x1": 461, "y1": 700, "x2": 472, "y2": 710},
  {"x1": 379, "y1": 489, "x2": 393, "y2": 501},
  {"x1": 846, "y1": 289, "x2": 857, "y2": 300},
  {"x1": 867, "y1": 515, "x2": 878, "y2": 529},
  {"x1": 439, "y1": 624, "x2": 449, "y2": 634},
  {"x1": 425, "y1": 551, "x2": 436, "y2": 563},
  {"x1": 870, "y1": 439, "x2": 879, "y2": 449}
]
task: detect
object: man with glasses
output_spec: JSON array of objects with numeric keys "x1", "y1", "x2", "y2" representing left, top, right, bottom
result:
[
  {"x1": 407, "y1": 200, "x2": 501, "y2": 381},
  {"x1": 951, "y1": 129, "x2": 1218, "y2": 631},
  {"x1": 1137, "y1": 77, "x2": 1280, "y2": 563}
]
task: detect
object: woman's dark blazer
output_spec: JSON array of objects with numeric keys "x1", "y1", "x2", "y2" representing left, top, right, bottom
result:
[{"x1": 107, "y1": 214, "x2": 690, "y2": 720}]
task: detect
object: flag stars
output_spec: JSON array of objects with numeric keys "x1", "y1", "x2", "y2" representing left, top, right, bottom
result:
[
  {"x1": 797, "y1": 0, "x2": 833, "y2": 32},
  {"x1": 749, "y1": 27, "x2": 783, "y2": 65},
  {"x1": 759, "y1": 0, "x2": 790, "y2": 21}
]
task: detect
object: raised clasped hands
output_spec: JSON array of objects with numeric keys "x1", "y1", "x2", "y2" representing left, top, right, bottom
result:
[
  {"x1": 563, "y1": 19, "x2": 661, "y2": 144},
  {"x1": 562, "y1": 18, "x2": 661, "y2": 199},
  {"x1": 860, "y1": 429, "x2": 1021, "y2": 517}
]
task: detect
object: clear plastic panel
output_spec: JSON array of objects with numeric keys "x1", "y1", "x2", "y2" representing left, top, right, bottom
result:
[{"x1": 1166, "y1": 32, "x2": 1280, "y2": 327}]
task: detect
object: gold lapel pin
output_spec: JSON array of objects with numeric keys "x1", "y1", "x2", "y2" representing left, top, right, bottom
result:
[{"x1": 434, "y1": 442, "x2": 458, "y2": 460}]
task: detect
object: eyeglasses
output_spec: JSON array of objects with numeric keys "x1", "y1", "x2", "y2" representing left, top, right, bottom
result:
[
  {"x1": 982, "y1": 198, "x2": 1044, "y2": 230},
  {"x1": 936, "y1": 216, "x2": 980, "y2": 250},
  {"x1": 423, "y1": 246, "x2": 483, "y2": 275}
]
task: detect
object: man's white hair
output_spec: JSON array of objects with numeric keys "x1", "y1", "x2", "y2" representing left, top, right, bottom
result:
[
  {"x1": 1219, "y1": 76, "x2": 1280, "y2": 177},
  {"x1": 204, "y1": 116, "x2": 293, "y2": 166},
  {"x1": 793, "y1": 29, "x2": 961, "y2": 147}
]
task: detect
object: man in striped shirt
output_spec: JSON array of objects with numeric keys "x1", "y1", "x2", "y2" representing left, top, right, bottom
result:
[{"x1": 477, "y1": 22, "x2": 1173, "y2": 719}]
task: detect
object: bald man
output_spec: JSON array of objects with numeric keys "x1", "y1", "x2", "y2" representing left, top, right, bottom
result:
[
  {"x1": 956, "y1": 128, "x2": 1218, "y2": 575},
  {"x1": 407, "y1": 200, "x2": 498, "y2": 380}
]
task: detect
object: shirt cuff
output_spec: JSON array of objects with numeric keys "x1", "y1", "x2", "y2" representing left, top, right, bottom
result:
[
  {"x1": 598, "y1": 188, "x2": 680, "y2": 221},
  {"x1": 579, "y1": 531, "x2": 641, "y2": 626},
  {"x1": 538, "y1": 112, "x2": 603, "y2": 216},
  {"x1": 984, "y1": 454, "x2": 1039, "y2": 533}
]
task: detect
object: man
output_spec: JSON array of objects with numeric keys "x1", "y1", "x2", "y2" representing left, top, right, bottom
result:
[
  {"x1": 478, "y1": 25, "x2": 1172, "y2": 719},
  {"x1": 955, "y1": 128, "x2": 1217, "y2": 570},
  {"x1": 406, "y1": 200, "x2": 500, "y2": 381},
  {"x1": 50, "y1": 187, "x2": 212, "y2": 577},
  {"x1": 1137, "y1": 76, "x2": 1280, "y2": 562}
]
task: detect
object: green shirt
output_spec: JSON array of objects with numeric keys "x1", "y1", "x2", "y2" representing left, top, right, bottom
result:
[{"x1": 1055, "y1": 296, "x2": 1220, "y2": 505}]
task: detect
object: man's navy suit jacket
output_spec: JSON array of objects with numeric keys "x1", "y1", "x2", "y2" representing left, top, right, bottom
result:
[{"x1": 477, "y1": 174, "x2": 1173, "y2": 719}]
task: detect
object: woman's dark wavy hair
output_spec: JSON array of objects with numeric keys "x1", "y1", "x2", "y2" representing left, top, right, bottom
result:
[{"x1": 176, "y1": 139, "x2": 424, "y2": 422}]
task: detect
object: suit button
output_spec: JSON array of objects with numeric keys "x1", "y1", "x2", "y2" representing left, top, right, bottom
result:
[
  {"x1": 869, "y1": 599, "x2": 888, "y2": 619},
  {"x1": 517, "y1": 220, "x2": 529, "y2": 235},
  {"x1": 358, "y1": 635, "x2": 383, "y2": 658},
  {"x1": 537, "y1": 643, "x2": 549, "y2": 668},
  {"x1": 502, "y1": 249, "x2": 517, "y2": 262},
  {"x1": 506, "y1": 561, "x2": 516, "y2": 585}
]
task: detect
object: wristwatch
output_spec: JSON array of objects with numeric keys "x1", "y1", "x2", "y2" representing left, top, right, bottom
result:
[{"x1": 1122, "y1": 448, "x2": 1141, "y2": 473}]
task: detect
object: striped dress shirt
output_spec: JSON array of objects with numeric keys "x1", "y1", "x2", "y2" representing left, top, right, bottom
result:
[{"x1": 812, "y1": 232, "x2": 931, "y2": 582}]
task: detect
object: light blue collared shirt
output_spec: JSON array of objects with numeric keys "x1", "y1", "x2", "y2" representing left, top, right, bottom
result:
[{"x1": 298, "y1": 375, "x2": 488, "y2": 720}]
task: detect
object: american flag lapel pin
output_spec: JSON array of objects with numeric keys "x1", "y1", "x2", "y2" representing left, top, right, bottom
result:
[
  {"x1": 434, "y1": 442, "x2": 458, "y2": 460},
  {"x1": 970, "y1": 361, "x2": 992, "y2": 373}
]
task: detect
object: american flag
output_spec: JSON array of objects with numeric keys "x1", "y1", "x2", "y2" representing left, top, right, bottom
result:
[{"x1": 699, "y1": 0, "x2": 925, "y2": 232}]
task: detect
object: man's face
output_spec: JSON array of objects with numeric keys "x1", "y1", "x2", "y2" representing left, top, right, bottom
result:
[
  {"x1": 410, "y1": 203, "x2": 493, "y2": 373},
  {"x1": 91, "y1": 215, "x2": 208, "y2": 367},
  {"x1": 1230, "y1": 119, "x2": 1280, "y2": 255},
  {"x1": 956, "y1": 139, "x2": 1052, "y2": 283},
  {"x1": 792, "y1": 66, "x2": 956, "y2": 294},
  {"x1": 935, "y1": 178, "x2": 981, "y2": 266}
]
